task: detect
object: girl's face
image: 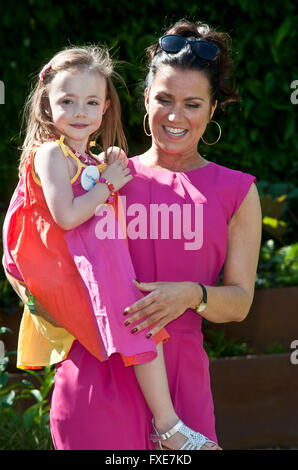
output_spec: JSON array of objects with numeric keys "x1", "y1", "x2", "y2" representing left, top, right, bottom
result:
[
  {"x1": 47, "y1": 68, "x2": 110, "y2": 150},
  {"x1": 145, "y1": 65, "x2": 217, "y2": 160}
]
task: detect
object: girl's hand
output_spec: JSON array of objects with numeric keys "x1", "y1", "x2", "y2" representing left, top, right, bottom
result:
[
  {"x1": 105, "y1": 147, "x2": 128, "y2": 167},
  {"x1": 101, "y1": 160, "x2": 132, "y2": 192},
  {"x1": 123, "y1": 280, "x2": 201, "y2": 337}
]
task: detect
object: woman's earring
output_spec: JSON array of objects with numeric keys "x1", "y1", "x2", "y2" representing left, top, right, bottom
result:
[
  {"x1": 143, "y1": 112, "x2": 152, "y2": 137},
  {"x1": 201, "y1": 120, "x2": 222, "y2": 145}
]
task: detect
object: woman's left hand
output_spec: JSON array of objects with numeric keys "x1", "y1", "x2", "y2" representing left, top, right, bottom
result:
[{"x1": 123, "y1": 280, "x2": 201, "y2": 337}]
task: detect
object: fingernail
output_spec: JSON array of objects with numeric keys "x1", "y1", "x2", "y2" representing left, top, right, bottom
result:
[
  {"x1": 123, "y1": 309, "x2": 129, "y2": 316},
  {"x1": 131, "y1": 327, "x2": 138, "y2": 334},
  {"x1": 124, "y1": 320, "x2": 130, "y2": 326},
  {"x1": 146, "y1": 332, "x2": 152, "y2": 339}
]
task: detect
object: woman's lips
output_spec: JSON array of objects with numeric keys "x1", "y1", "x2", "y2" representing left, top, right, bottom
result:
[{"x1": 163, "y1": 125, "x2": 188, "y2": 137}]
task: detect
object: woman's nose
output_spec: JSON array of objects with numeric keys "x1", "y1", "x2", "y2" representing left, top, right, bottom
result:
[{"x1": 168, "y1": 106, "x2": 183, "y2": 122}]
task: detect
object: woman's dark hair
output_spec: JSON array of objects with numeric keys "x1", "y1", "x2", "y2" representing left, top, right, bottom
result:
[{"x1": 145, "y1": 19, "x2": 240, "y2": 111}]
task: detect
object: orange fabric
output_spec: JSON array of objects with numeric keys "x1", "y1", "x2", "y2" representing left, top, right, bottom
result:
[
  {"x1": 10, "y1": 152, "x2": 105, "y2": 362},
  {"x1": 10, "y1": 148, "x2": 169, "y2": 368}
]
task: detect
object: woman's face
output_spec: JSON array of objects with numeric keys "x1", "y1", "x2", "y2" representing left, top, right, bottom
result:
[{"x1": 145, "y1": 65, "x2": 217, "y2": 159}]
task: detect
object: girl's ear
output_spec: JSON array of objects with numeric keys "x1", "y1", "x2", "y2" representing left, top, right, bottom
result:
[
  {"x1": 103, "y1": 99, "x2": 110, "y2": 115},
  {"x1": 42, "y1": 96, "x2": 52, "y2": 118}
]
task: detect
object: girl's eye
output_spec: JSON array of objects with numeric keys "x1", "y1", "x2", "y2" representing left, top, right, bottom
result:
[
  {"x1": 62, "y1": 99, "x2": 73, "y2": 105},
  {"x1": 88, "y1": 101, "x2": 99, "y2": 106}
]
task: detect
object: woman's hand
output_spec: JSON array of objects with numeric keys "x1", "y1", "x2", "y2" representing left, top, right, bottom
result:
[
  {"x1": 101, "y1": 160, "x2": 132, "y2": 192},
  {"x1": 123, "y1": 280, "x2": 201, "y2": 337},
  {"x1": 105, "y1": 147, "x2": 128, "y2": 167}
]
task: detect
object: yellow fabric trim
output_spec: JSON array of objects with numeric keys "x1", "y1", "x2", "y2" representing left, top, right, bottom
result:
[
  {"x1": 55, "y1": 137, "x2": 108, "y2": 183},
  {"x1": 17, "y1": 305, "x2": 74, "y2": 369},
  {"x1": 31, "y1": 149, "x2": 42, "y2": 186},
  {"x1": 31, "y1": 137, "x2": 107, "y2": 187}
]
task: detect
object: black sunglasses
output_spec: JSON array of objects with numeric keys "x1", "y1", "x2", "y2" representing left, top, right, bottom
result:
[{"x1": 158, "y1": 34, "x2": 219, "y2": 62}]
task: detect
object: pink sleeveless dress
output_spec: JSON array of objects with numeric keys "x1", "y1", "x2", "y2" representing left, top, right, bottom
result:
[{"x1": 49, "y1": 156, "x2": 256, "y2": 450}]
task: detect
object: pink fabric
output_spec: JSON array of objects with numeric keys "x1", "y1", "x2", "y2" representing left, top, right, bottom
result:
[
  {"x1": 66, "y1": 211, "x2": 165, "y2": 364},
  {"x1": 2, "y1": 176, "x2": 24, "y2": 282},
  {"x1": 50, "y1": 157, "x2": 256, "y2": 450}
]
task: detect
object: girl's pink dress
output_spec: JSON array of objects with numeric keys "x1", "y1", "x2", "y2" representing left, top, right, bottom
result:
[
  {"x1": 49, "y1": 156, "x2": 256, "y2": 450},
  {"x1": 3, "y1": 147, "x2": 168, "y2": 368}
]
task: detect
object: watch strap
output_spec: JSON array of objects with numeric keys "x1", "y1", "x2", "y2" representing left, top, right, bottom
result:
[{"x1": 195, "y1": 283, "x2": 207, "y2": 313}]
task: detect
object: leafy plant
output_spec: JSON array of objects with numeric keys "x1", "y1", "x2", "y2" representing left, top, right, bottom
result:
[
  {"x1": 0, "y1": 328, "x2": 54, "y2": 450},
  {"x1": 256, "y1": 239, "x2": 298, "y2": 288},
  {"x1": 263, "y1": 341, "x2": 287, "y2": 355},
  {"x1": 257, "y1": 181, "x2": 298, "y2": 245},
  {"x1": 203, "y1": 329, "x2": 254, "y2": 360}
]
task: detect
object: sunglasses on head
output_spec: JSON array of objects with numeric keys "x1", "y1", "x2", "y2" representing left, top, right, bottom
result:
[{"x1": 158, "y1": 34, "x2": 219, "y2": 62}]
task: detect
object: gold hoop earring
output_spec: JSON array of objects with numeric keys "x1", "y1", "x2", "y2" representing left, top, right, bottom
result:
[
  {"x1": 143, "y1": 112, "x2": 152, "y2": 137},
  {"x1": 201, "y1": 120, "x2": 222, "y2": 146}
]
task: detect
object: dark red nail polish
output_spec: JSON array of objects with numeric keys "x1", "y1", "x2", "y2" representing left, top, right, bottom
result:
[
  {"x1": 131, "y1": 327, "x2": 138, "y2": 334},
  {"x1": 124, "y1": 320, "x2": 130, "y2": 326},
  {"x1": 146, "y1": 332, "x2": 152, "y2": 339}
]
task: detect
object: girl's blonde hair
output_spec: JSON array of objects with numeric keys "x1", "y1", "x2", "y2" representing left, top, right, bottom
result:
[{"x1": 19, "y1": 45, "x2": 127, "y2": 176}]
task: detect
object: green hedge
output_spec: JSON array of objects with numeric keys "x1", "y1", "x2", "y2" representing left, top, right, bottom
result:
[{"x1": 0, "y1": 0, "x2": 297, "y2": 204}]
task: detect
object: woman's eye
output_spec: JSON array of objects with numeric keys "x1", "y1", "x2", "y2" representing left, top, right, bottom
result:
[
  {"x1": 186, "y1": 103, "x2": 200, "y2": 108},
  {"x1": 157, "y1": 98, "x2": 170, "y2": 104}
]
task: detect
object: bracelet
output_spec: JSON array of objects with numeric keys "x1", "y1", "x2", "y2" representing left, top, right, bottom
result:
[
  {"x1": 27, "y1": 292, "x2": 38, "y2": 315},
  {"x1": 194, "y1": 283, "x2": 207, "y2": 313},
  {"x1": 93, "y1": 177, "x2": 115, "y2": 203}
]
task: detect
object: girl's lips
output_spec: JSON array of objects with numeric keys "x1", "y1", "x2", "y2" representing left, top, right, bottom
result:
[{"x1": 70, "y1": 124, "x2": 88, "y2": 128}]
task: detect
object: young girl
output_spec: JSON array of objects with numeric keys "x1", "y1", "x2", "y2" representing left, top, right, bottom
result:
[{"x1": 3, "y1": 45, "x2": 217, "y2": 450}]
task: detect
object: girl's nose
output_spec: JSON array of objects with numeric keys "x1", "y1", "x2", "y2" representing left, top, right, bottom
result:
[{"x1": 74, "y1": 104, "x2": 87, "y2": 117}]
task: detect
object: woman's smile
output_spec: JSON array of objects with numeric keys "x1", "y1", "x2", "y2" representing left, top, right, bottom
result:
[{"x1": 163, "y1": 126, "x2": 188, "y2": 137}]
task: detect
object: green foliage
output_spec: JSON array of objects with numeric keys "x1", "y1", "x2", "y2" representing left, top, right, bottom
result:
[
  {"x1": 203, "y1": 328, "x2": 288, "y2": 359},
  {"x1": 263, "y1": 341, "x2": 287, "y2": 355},
  {"x1": 256, "y1": 239, "x2": 298, "y2": 288},
  {"x1": 0, "y1": 328, "x2": 54, "y2": 449},
  {"x1": 0, "y1": 0, "x2": 297, "y2": 207},
  {"x1": 257, "y1": 181, "x2": 298, "y2": 246},
  {"x1": 203, "y1": 329, "x2": 254, "y2": 360}
]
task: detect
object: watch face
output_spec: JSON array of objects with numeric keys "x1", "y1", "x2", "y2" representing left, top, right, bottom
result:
[{"x1": 198, "y1": 301, "x2": 207, "y2": 312}]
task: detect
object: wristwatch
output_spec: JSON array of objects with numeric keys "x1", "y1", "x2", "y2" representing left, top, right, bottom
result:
[
  {"x1": 27, "y1": 292, "x2": 38, "y2": 315},
  {"x1": 194, "y1": 283, "x2": 207, "y2": 313}
]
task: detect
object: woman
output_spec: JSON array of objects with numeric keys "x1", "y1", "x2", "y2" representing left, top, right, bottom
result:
[{"x1": 4, "y1": 19, "x2": 261, "y2": 450}]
